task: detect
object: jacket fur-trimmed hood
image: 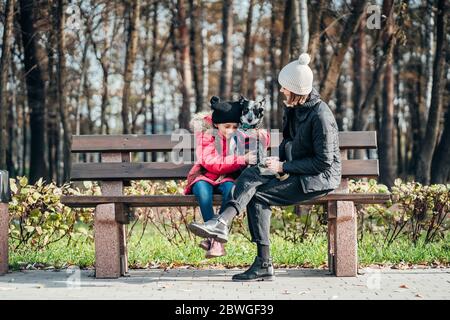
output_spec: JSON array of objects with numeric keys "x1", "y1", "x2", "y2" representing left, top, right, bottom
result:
[{"x1": 189, "y1": 111, "x2": 214, "y2": 133}]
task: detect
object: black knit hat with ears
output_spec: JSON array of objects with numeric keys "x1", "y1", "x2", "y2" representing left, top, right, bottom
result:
[{"x1": 210, "y1": 96, "x2": 243, "y2": 124}]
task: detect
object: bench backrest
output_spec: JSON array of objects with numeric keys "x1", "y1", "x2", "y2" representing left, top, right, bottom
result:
[{"x1": 69, "y1": 132, "x2": 378, "y2": 183}]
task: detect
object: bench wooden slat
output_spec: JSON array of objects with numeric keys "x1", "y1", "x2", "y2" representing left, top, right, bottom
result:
[
  {"x1": 61, "y1": 193, "x2": 391, "y2": 207},
  {"x1": 70, "y1": 159, "x2": 379, "y2": 181},
  {"x1": 70, "y1": 131, "x2": 377, "y2": 153}
]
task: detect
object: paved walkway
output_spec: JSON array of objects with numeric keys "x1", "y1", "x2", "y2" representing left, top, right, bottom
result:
[{"x1": 0, "y1": 267, "x2": 449, "y2": 300}]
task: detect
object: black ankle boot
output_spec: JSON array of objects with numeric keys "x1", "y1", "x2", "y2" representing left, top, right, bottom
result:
[{"x1": 232, "y1": 256, "x2": 274, "y2": 282}]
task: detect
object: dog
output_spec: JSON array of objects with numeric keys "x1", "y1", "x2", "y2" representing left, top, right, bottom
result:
[
  {"x1": 238, "y1": 95, "x2": 289, "y2": 181},
  {"x1": 239, "y1": 95, "x2": 266, "y2": 131},
  {"x1": 238, "y1": 95, "x2": 267, "y2": 163}
]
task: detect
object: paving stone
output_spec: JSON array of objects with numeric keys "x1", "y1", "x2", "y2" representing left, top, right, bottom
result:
[{"x1": 0, "y1": 268, "x2": 448, "y2": 300}]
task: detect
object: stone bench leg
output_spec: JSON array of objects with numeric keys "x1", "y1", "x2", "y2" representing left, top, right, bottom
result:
[
  {"x1": 94, "y1": 203, "x2": 128, "y2": 278},
  {"x1": 327, "y1": 200, "x2": 358, "y2": 277},
  {"x1": 0, "y1": 202, "x2": 8, "y2": 275}
]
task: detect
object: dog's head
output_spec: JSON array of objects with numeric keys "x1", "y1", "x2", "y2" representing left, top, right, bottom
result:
[{"x1": 239, "y1": 95, "x2": 266, "y2": 130}]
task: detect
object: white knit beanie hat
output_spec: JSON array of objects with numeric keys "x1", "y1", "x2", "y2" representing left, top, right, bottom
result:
[{"x1": 278, "y1": 53, "x2": 313, "y2": 95}]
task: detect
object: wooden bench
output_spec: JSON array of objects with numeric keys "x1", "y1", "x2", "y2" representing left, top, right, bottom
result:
[{"x1": 60, "y1": 131, "x2": 390, "y2": 278}]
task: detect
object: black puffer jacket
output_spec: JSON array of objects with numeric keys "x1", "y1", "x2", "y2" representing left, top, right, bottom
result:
[{"x1": 279, "y1": 88, "x2": 342, "y2": 193}]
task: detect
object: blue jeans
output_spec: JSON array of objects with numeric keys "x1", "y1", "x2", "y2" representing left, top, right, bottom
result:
[{"x1": 192, "y1": 180, "x2": 235, "y2": 222}]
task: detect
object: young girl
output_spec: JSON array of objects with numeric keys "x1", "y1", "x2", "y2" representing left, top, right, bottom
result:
[{"x1": 184, "y1": 96, "x2": 257, "y2": 258}]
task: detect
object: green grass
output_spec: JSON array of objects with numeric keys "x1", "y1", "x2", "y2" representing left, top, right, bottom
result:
[{"x1": 8, "y1": 225, "x2": 450, "y2": 271}]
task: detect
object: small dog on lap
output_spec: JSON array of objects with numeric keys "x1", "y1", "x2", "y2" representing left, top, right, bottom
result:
[{"x1": 238, "y1": 95, "x2": 289, "y2": 181}]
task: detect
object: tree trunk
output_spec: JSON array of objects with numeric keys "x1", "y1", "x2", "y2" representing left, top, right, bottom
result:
[
  {"x1": 298, "y1": 0, "x2": 309, "y2": 54},
  {"x1": 379, "y1": 0, "x2": 396, "y2": 187},
  {"x1": 269, "y1": 0, "x2": 278, "y2": 129},
  {"x1": 122, "y1": 0, "x2": 140, "y2": 134},
  {"x1": 47, "y1": 2, "x2": 58, "y2": 182},
  {"x1": 352, "y1": 15, "x2": 367, "y2": 160},
  {"x1": 240, "y1": 0, "x2": 254, "y2": 98},
  {"x1": 335, "y1": 75, "x2": 345, "y2": 131},
  {"x1": 88, "y1": 5, "x2": 117, "y2": 135},
  {"x1": 150, "y1": 0, "x2": 158, "y2": 135},
  {"x1": 423, "y1": 0, "x2": 435, "y2": 114},
  {"x1": 19, "y1": 0, "x2": 48, "y2": 182},
  {"x1": 416, "y1": 0, "x2": 447, "y2": 184},
  {"x1": 189, "y1": 0, "x2": 205, "y2": 112},
  {"x1": 407, "y1": 63, "x2": 423, "y2": 175},
  {"x1": 219, "y1": 0, "x2": 233, "y2": 99},
  {"x1": 176, "y1": 0, "x2": 193, "y2": 129},
  {"x1": 56, "y1": 0, "x2": 72, "y2": 183},
  {"x1": 431, "y1": 103, "x2": 450, "y2": 183},
  {"x1": 308, "y1": 0, "x2": 325, "y2": 64},
  {"x1": 352, "y1": 24, "x2": 397, "y2": 132},
  {"x1": 277, "y1": 0, "x2": 294, "y2": 125},
  {"x1": 320, "y1": 0, "x2": 367, "y2": 103},
  {"x1": 7, "y1": 87, "x2": 15, "y2": 176},
  {"x1": 135, "y1": 1, "x2": 152, "y2": 136},
  {"x1": 148, "y1": 1, "x2": 159, "y2": 161},
  {"x1": 100, "y1": 66, "x2": 109, "y2": 134},
  {"x1": 0, "y1": 0, "x2": 15, "y2": 170},
  {"x1": 200, "y1": 1, "x2": 209, "y2": 106}
]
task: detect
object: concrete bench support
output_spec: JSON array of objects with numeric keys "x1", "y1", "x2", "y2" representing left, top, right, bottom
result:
[
  {"x1": 0, "y1": 201, "x2": 8, "y2": 275},
  {"x1": 0, "y1": 170, "x2": 9, "y2": 275},
  {"x1": 327, "y1": 200, "x2": 358, "y2": 277},
  {"x1": 94, "y1": 153, "x2": 129, "y2": 279}
]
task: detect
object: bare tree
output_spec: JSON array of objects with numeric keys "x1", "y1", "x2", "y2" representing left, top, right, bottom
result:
[
  {"x1": 86, "y1": 3, "x2": 119, "y2": 134},
  {"x1": 298, "y1": 0, "x2": 309, "y2": 53},
  {"x1": 121, "y1": 0, "x2": 141, "y2": 134},
  {"x1": 416, "y1": 0, "x2": 447, "y2": 184},
  {"x1": 150, "y1": 0, "x2": 159, "y2": 137},
  {"x1": 379, "y1": 0, "x2": 396, "y2": 187},
  {"x1": 19, "y1": 0, "x2": 48, "y2": 182},
  {"x1": 219, "y1": 0, "x2": 233, "y2": 99},
  {"x1": 351, "y1": 14, "x2": 367, "y2": 160},
  {"x1": 423, "y1": 0, "x2": 435, "y2": 113},
  {"x1": 431, "y1": 103, "x2": 450, "y2": 183},
  {"x1": 268, "y1": 0, "x2": 278, "y2": 128},
  {"x1": 352, "y1": 2, "x2": 399, "y2": 132},
  {"x1": 240, "y1": 0, "x2": 254, "y2": 98},
  {"x1": 276, "y1": 0, "x2": 294, "y2": 125},
  {"x1": 320, "y1": 0, "x2": 367, "y2": 103},
  {"x1": 308, "y1": 0, "x2": 325, "y2": 63},
  {"x1": 0, "y1": 0, "x2": 15, "y2": 170},
  {"x1": 189, "y1": 0, "x2": 205, "y2": 112},
  {"x1": 200, "y1": 1, "x2": 209, "y2": 107},
  {"x1": 134, "y1": 0, "x2": 152, "y2": 134},
  {"x1": 176, "y1": 0, "x2": 193, "y2": 129}
]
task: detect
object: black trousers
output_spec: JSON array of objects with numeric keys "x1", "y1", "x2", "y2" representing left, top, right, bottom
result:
[{"x1": 227, "y1": 166, "x2": 332, "y2": 245}]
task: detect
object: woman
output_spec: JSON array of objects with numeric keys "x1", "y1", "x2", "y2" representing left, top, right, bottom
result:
[{"x1": 188, "y1": 53, "x2": 342, "y2": 281}]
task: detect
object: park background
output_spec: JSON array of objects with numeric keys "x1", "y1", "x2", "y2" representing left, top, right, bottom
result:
[{"x1": 0, "y1": 0, "x2": 448, "y2": 270}]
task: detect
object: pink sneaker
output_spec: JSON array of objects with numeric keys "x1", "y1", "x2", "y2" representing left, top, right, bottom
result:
[
  {"x1": 198, "y1": 239, "x2": 211, "y2": 251},
  {"x1": 205, "y1": 239, "x2": 227, "y2": 259}
]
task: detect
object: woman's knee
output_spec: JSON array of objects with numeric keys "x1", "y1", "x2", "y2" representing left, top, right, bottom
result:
[{"x1": 242, "y1": 165, "x2": 260, "y2": 177}]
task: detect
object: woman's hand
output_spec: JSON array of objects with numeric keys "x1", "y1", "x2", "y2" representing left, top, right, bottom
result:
[
  {"x1": 265, "y1": 157, "x2": 284, "y2": 173},
  {"x1": 244, "y1": 151, "x2": 257, "y2": 165}
]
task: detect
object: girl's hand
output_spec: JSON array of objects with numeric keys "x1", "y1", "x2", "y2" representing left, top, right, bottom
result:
[
  {"x1": 244, "y1": 151, "x2": 257, "y2": 165},
  {"x1": 265, "y1": 158, "x2": 284, "y2": 173}
]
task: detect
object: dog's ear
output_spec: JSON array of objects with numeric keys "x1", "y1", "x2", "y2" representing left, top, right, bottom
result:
[
  {"x1": 210, "y1": 96, "x2": 220, "y2": 109},
  {"x1": 258, "y1": 98, "x2": 266, "y2": 112},
  {"x1": 239, "y1": 95, "x2": 248, "y2": 105}
]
